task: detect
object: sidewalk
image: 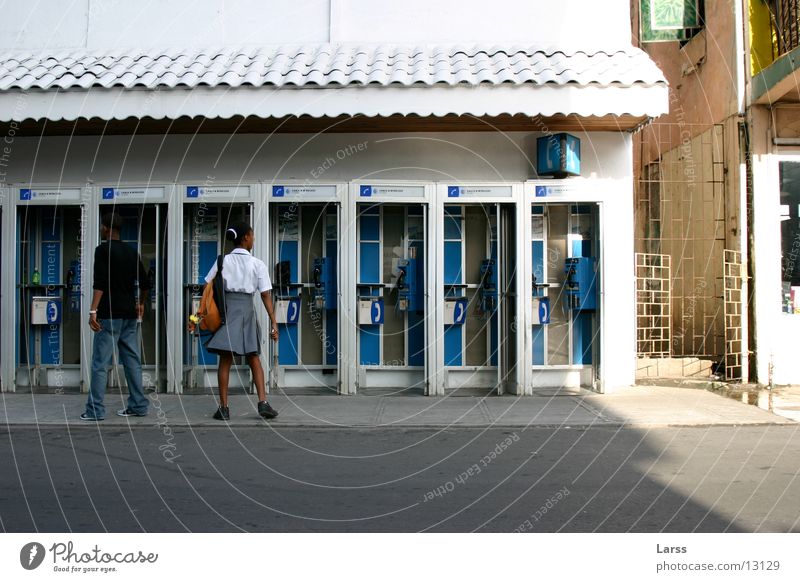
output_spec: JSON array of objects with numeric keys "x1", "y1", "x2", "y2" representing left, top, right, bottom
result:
[
  {"x1": 769, "y1": 384, "x2": 800, "y2": 422},
  {"x1": 0, "y1": 385, "x2": 792, "y2": 428}
]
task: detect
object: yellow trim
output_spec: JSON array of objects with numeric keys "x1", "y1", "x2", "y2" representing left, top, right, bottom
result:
[{"x1": 750, "y1": 0, "x2": 777, "y2": 75}]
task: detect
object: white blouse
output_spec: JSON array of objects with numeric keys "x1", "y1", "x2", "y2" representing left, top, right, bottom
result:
[{"x1": 204, "y1": 248, "x2": 272, "y2": 294}]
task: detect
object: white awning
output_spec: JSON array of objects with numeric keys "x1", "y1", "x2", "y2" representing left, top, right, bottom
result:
[{"x1": 0, "y1": 44, "x2": 668, "y2": 123}]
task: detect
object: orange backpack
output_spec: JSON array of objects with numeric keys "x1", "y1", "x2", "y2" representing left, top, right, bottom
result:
[{"x1": 188, "y1": 255, "x2": 226, "y2": 333}]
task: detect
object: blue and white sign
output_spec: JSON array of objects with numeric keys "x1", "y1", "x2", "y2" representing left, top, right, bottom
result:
[
  {"x1": 186, "y1": 185, "x2": 251, "y2": 200},
  {"x1": 276, "y1": 298, "x2": 301, "y2": 324},
  {"x1": 47, "y1": 299, "x2": 61, "y2": 324},
  {"x1": 532, "y1": 297, "x2": 551, "y2": 325},
  {"x1": 101, "y1": 187, "x2": 165, "y2": 201},
  {"x1": 537, "y1": 133, "x2": 581, "y2": 177},
  {"x1": 448, "y1": 186, "x2": 512, "y2": 198},
  {"x1": 358, "y1": 298, "x2": 384, "y2": 324},
  {"x1": 31, "y1": 296, "x2": 62, "y2": 325},
  {"x1": 445, "y1": 298, "x2": 467, "y2": 325},
  {"x1": 533, "y1": 184, "x2": 583, "y2": 198},
  {"x1": 286, "y1": 298, "x2": 300, "y2": 324},
  {"x1": 359, "y1": 185, "x2": 425, "y2": 198},
  {"x1": 19, "y1": 188, "x2": 81, "y2": 202},
  {"x1": 371, "y1": 298, "x2": 384, "y2": 324},
  {"x1": 272, "y1": 185, "x2": 338, "y2": 198}
]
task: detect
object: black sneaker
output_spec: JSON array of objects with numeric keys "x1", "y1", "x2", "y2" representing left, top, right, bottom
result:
[
  {"x1": 80, "y1": 412, "x2": 104, "y2": 422},
  {"x1": 116, "y1": 408, "x2": 147, "y2": 417},
  {"x1": 258, "y1": 401, "x2": 278, "y2": 419},
  {"x1": 213, "y1": 406, "x2": 230, "y2": 421}
]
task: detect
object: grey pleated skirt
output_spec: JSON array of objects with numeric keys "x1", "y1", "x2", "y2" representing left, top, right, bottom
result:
[{"x1": 205, "y1": 292, "x2": 261, "y2": 356}]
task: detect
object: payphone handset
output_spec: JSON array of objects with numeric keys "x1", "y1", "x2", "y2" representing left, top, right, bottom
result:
[
  {"x1": 66, "y1": 259, "x2": 81, "y2": 313},
  {"x1": 311, "y1": 257, "x2": 334, "y2": 311},
  {"x1": 274, "y1": 259, "x2": 302, "y2": 325},
  {"x1": 479, "y1": 258, "x2": 498, "y2": 316},
  {"x1": 393, "y1": 257, "x2": 421, "y2": 313},
  {"x1": 563, "y1": 257, "x2": 597, "y2": 311}
]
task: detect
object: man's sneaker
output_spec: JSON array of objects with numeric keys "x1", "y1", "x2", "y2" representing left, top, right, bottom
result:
[
  {"x1": 213, "y1": 406, "x2": 230, "y2": 421},
  {"x1": 80, "y1": 412, "x2": 104, "y2": 422},
  {"x1": 116, "y1": 408, "x2": 147, "y2": 417},
  {"x1": 258, "y1": 401, "x2": 278, "y2": 419}
]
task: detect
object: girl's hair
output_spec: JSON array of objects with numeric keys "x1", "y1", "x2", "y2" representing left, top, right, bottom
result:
[{"x1": 225, "y1": 221, "x2": 253, "y2": 246}]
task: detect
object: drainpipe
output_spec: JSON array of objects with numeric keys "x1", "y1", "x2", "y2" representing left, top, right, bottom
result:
[{"x1": 739, "y1": 0, "x2": 757, "y2": 383}]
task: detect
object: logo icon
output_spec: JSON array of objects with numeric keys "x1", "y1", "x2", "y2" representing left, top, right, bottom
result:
[
  {"x1": 272, "y1": 185, "x2": 284, "y2": 197},
  {"x1": 448, "y1": 186, "x2": 460, "y2": 197},
  {"x1": 20, "y1": 542, "x2": 46, "y2": 570},
  {"x1": 360, "y1": 185, "x2": 372, "y2": 197},
  {"x1": 371, "y1": 299, "x2": 384, "y2": 324},
  {"x1": 102, "y1": 188, "x2": 115, "y2": 200}
]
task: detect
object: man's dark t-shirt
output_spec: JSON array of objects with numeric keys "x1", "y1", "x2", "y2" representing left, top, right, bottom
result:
[{"x1": 93, "y1": 240, "x2": 150, "y2": 319}]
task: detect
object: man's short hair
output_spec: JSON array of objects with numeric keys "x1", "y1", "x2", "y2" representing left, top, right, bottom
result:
[{"x1": 101, "y1": 212, "x2": 122, "y2": 232}]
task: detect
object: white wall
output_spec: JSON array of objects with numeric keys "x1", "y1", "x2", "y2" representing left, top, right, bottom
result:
[
  {"x1": 2, "y1": 132, "x2": 631, "y2": 185},
  {"x1": 753, "y1": 148, "x2": 800, "y2": 386},
  {"x1": 332, "y1": 0, "x2": 631, "y2": 48},
  {"x1": 0, "y1": 0, "x2": 631, "y2": 50}
]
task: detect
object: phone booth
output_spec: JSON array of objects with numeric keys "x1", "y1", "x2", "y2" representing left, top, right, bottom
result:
[
  {"x1": 523, "y1": 182, "x2": 602, "y2": 391},
  {"x1": 433, "y1": 184, "x2": 522, "y2": 395},
  {"x1": 0, "y1": 189, "x2": 7, "y2": 390},
  {"x1": 97, "y1": 186, "x2": 168, "y2": 391},
  {"x1": 267, "y1": 184, "x2": 345, "y2": 393},
  {"x1": 177, "y1": 184, "x2": 258, "y2": 392},
  {"x1": 344, "y1": 183, "x2": 436, "y2": 395},
  {"x1": 12, "y1": 186, "x2": 92, "y2": 390}
]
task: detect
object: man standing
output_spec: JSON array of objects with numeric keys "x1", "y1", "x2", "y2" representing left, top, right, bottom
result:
[{"x1": 81, "y1": 212, "x2": 151, "y2": 421}]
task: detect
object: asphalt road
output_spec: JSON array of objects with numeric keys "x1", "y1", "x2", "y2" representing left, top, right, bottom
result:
[{"x1": 1, "y1": 424, "x2": 799, "y2": 532}]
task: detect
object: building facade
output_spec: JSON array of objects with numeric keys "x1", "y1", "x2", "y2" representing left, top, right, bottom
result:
[
  {"x1": 632, "y1": 0, "x2": 800, "y2": 386},
  {"x1": 0, "y1": 0, "x2": 667, "y2": 395}
]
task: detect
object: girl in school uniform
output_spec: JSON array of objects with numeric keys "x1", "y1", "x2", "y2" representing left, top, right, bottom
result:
[{"x1": 204, "y1": 221, "x2": 279, "y2": 420}]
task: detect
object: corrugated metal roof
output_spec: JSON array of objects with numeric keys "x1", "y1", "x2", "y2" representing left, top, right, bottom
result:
[{"x1": 0, "y1": 44, "x2": 666, "y2": 91}]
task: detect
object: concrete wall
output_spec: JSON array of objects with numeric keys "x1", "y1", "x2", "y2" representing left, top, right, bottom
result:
[
  {"x1": 750, "y1": 104, "x2": 800, "y2": 385},
  {"x1": 0, "y1": 131, "x2": 631, "y2": 185},
  {"x1": 633, "y1": 0, "x2": 742, "y2": 158},
  {"x1": 0, "y1": 0, "x2": 632, "y2": 50},
  {"x1": 631, "y1": 0, "x2": 749, "y2": 376}
]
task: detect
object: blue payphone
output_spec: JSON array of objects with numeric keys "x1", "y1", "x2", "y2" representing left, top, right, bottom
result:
[
  {"x1": 66, "y1": 259, "x2": 81, "y2": 313},
  {"x1": 312, "y1": 256, "x2": 336, "y2": 311},
  {"x1": 563, "y1": 257, "x2": 597, "y2": 311},
  {"x1": 564, "y1": 253, "x2": 597, "y2": 366},
  {"x1": 395, "y1": 257, "x2": 422, "y2": 312},
  {"x1": 479, "y1": 258, "x2": 498, "y2": 315}
]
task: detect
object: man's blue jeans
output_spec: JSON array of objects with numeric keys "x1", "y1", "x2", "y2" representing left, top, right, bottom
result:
[{"x1": 85, "y1": 319, "x2": 148, "y2": 419}]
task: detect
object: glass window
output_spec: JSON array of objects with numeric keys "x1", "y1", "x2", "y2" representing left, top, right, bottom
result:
[{"x1": 780, "y1": 161, "x2": 800, "y2": 313}]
